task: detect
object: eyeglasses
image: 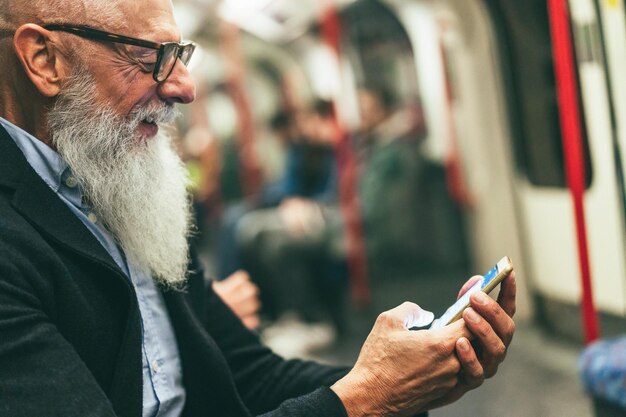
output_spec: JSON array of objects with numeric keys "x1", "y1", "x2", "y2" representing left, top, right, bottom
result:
[{"x1": 43, "y1": 24, "x2": 196, "y2": 83}]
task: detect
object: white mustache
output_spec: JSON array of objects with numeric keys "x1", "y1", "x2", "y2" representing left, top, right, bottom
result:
[
  {"x1": 130, "y1": 103, "x2": 179, "y2": 127},
  {"x1": 48, "y1": 67, "x2": 191, "y2": 288}
]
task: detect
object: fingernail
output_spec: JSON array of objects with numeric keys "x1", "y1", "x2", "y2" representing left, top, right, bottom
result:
[
  {"x1": 465, "y1": 308, "x2": 481, "y2": 323},
  {"x1": 473, "y1": 291, "x2": 490, "y2": 305}
]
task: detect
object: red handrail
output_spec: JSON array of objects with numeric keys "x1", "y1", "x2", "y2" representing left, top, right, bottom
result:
[
  {"x1": 547, "y1": 0, "x2": 599, "y2": 343},
  {"x1": 320, "y1": 0, "x2": 371, "y2": 306},
  {"x1": 220, "y1": 21, "x2": 263, "y2": 198},
  {"x1": 438, "y1": 30, "x2": 474, "y2": 208}
]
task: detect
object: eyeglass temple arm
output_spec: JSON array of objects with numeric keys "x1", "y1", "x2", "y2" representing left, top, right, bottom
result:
[{"x1": 43, "y1": 24, "x2": 162, "y2": 50}]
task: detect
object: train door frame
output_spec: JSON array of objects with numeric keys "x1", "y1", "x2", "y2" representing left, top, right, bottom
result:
[
  {"x1": 482, "y1": 0, "x2": 626, "y2": 338},
  {"x1": 386, "y1": 0, "x2": 533, "y2": 320},
  {"x1": 595, "y1": 0, "x2": 626, "y2": 201},
  {"x1": 567, "y1": 0, "x2": 626, "y2": 339},
  {"x1": 590, "y1": 0, "x2": 626, "y2": 326},
  {"x1": 594, "y1": 0, "x2": 626, "y2": 260}
]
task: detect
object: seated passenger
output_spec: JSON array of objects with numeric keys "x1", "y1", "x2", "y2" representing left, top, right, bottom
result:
[
  {"x1": 0, "y1": 0, "x2": 516, "y2": 416},
  {"x1": 219, "y1": 102, "x2": 343, "y2": 325},
  {"x1": 355, "y1": 85, "x2": 465, "y2": 274},
  {"x1": 580, "y1": 336, "x2": 626, "y2": 412},
  {"x1": 212, "y1": 270, "x2": 261, "y2": 330}
]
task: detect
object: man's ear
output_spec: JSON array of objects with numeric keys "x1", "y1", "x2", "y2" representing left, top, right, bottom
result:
[{"x1": 12, "y1": 24, "x2": 68, "y2": 97}]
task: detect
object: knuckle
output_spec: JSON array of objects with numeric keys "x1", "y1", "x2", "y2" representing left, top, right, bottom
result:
[
  {"x1": 473, "y1": 322, "x2": 490, "y2": 338},
  {"x1": 433, "y1": 339, "x2": 454, "y2": 358},
  {"x1": 494, "y1": 342, "x2": 507, "y2": 359},
  {"x1": 485, "y1": 364, "x2": 499, "y2": 378},
  {"x1": 487, "y1": 300, "x2": 502, "y2": 317},
  {"x1": 507, "y1": 320, "x2": 517, "y2": 338},
  {"x1": 445, "y1": 376, "x2": 459, "y2": 389},
  {"x1": 400, "y1": 301, "x2": 415, "y2": 309},
  {"x1": 450, "y1": 358, "x2": 462, "y2": 374},
  {"x1": 471, "y1": 364, "x2": 485, "y2": 380},
  {"x1": 377, "y1": 311, "x2": 393, "y2": 325}
]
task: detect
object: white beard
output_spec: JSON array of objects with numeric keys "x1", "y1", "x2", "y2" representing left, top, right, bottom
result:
[{"x1": 47, "y1": 67, "x2": 192, "y2": 288}]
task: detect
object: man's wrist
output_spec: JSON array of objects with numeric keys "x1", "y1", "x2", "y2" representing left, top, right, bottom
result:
[{"x1": 331, "y1": 373, "x2": 380, "y2": 417}]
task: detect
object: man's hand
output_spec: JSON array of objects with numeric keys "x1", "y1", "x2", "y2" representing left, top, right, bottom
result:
[
  {"x1": 212, "y1": 270, "x2": 261, "y2": 330},
  {"x1": 331, "y1": 271, "x2": 517, "y2": 417},
  {"x1": 278, "y1": 197, "x2": 324, "y2": 237},
  {"x1": 331, "y1": 302, "x2": 472, "y2": 417},
  {"x1": 421, "y1": 270, "x2": 517, "y2": 410}
]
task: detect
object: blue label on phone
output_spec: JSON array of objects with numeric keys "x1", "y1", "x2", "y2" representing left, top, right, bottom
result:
[
  {"x1": 430, "y1": 262, "x2": 501, "y2": 329},
  {"x1": 481, "y1": 265, "x2": 499, "y2": 289}
]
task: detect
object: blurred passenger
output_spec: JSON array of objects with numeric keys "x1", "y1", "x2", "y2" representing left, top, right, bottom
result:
[
  {"x1": 216, "y1": 110, "x2": 299, "y2": 281},
  {"x1": 212, "y1": 270, "x2": 261, "y2": 330},
  {"x1": 218, "y1": 101, "x2": 346, "y2": 330},
  {"x1": 355, "y1": 85, "x2": 466, "y2": 276},
  {"x1": 580, "y1": 335, "x2": 626, "y2": 414},
  {"x1": 178, "y1": 109, "x2": 261, "y2": 330},
  {"x1": 0, "y1": 0, "x2": 517, "y2": 416},
  {"x1": 180, "y1": 123, "x2": 222, "y2": 246}
]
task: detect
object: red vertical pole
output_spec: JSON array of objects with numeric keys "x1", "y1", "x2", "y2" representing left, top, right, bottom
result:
[
  {"x1": 220, "y1": 21, "x2": 263, "y2": 198},
  {"x1": 547, "y1": 0, "x2": 599, "y2": 343},
  {"x1": 438, "y1": 30, "x2": 473, "y2": 208},
  {"x1": 319, "y1": 0, "x2": 371, "y2": 306}
]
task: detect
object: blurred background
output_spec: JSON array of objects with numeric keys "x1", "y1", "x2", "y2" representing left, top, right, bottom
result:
[{"x1": 169, "y1": 0, "x2": 626, "y2": 415}]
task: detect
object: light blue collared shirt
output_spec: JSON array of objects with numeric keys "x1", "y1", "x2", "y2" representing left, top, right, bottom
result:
[{"x1": 1, "y1": 118, "x2": 186, "y2": 417}]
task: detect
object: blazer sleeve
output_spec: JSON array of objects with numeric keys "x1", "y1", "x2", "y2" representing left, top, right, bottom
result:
[
  {"x1": 201, "y1": 281, "x2": 351, "y2": 416},
  {"x1": 203, "y1": 287, "x2": 428, "y2": 417},
  {"x1": 0, "y1": 242, "x2": 119, "y2": 417}
]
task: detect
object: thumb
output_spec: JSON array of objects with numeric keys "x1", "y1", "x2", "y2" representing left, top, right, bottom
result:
[
  {"x1": 405, "y1": 306, "x2": 434, "y2": 329},
  {"x1": 383, "y1": 302, "x2": 434, "y2": 329}
]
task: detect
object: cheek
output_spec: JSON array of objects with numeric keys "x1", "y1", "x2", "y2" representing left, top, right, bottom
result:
[{"x1": 99, "y1": 71, "x2": 157, "y2": 117}]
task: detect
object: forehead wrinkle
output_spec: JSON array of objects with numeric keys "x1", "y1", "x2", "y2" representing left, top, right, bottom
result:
[
  {"x1": 2, "y1": 0, "x2": 123, "y2": 28},
  {"x1": 115, "y1": 0, "x2": 180, "y2": 43}
]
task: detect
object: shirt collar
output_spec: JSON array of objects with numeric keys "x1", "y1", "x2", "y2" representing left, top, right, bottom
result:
[{"x1": 0, "y1": 117, "x2": 85, "y2": 209}]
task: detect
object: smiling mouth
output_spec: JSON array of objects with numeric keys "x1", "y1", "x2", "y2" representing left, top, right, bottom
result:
[{"x1": 138, "y1": 117, "x2": 159, "y2": 137}]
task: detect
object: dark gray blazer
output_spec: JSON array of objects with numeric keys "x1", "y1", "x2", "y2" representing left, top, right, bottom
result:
[{"x1": 0, "y1": 125, "x2": 349, "y2": 417}]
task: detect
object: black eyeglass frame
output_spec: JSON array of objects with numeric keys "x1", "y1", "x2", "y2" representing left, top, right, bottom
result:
[{"x1": 43, "y1": 24, "x2": 196, "y2": 83}]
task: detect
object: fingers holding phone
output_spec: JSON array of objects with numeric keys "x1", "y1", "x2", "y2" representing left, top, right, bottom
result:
[
  {"x1": 331, "y1": 303, "x2": 472, "y2": 416},
  {"x1": 464, "y1": 275, "x2": 516, "y2": 378}
]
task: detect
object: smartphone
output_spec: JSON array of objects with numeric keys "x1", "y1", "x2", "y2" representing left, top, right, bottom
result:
[{"x1": 429, "y1": 256, "x2": 513, "y2": 329}]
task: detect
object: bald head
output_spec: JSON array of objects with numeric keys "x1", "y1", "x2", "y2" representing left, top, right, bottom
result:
[
  {"x1": 0, "y1": 0, "x2": 123, "y2": 30},
  {"x1": 0, "y1": 0, "x2": 122, "y2": 75},
  {"x1": 0, "y1": 0, "x2": 188, "y2": 142}
]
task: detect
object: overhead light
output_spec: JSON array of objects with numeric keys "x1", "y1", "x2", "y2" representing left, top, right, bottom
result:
[
  {"x1": 219, "y1": 0, "x2": 287, "y2": 41},
  {"x1": 173, "y1": 2, "x2": 207, "y2": 35}
]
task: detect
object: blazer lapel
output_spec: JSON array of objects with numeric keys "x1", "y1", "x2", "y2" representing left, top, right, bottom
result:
[
  {"x1": 0, "y1": 125, "x2": 123, "y2": 276},
  {"x1": 1, "y1": 126, "x2": 144, "y2": 416},
  {"x1": 163, "y1": 290, "x2": 252, "y2": 417}
]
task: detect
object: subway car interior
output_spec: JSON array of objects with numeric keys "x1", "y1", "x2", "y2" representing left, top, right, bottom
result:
[{"x1": 168, "y1": 0, "x2": 626, "y2": 415}]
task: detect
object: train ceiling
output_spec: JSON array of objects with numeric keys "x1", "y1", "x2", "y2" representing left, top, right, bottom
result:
[{"x1": 174, "y1": 0, "x2": 357, "y2": 42}]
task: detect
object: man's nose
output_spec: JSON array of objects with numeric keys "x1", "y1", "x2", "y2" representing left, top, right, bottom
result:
[{"x1": 157, "y1": 60, "x2": 196, "y2": 104}]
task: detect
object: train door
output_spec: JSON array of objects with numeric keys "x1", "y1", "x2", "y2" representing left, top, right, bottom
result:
[
  {"x1": 387, "y1": 0, "x2": 533, "y2": 319},
  {"x1": 507, "y1": 0, "x2": 626, "y2": 336},
  {"x1": 596, "y1": 0, "x2": 626, "y2": 248},
  {"x1": 596, "y1": 0, "x2": 626, "y2": 192}
]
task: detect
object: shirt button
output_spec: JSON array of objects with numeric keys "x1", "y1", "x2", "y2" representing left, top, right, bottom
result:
[
  {"x1": 65, "y1": 176, "x2": 78, "y2": 188},
  {"x1": 87, "y1": 213, "x2": 98, "y2": 223},
  {"x1": 151, "y1": 360, "x2": 160, "y2": 373}
]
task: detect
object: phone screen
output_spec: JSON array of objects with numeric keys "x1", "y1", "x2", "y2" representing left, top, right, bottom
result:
[{"x1": 429, "y1": 257, "x2": 511, "y2": 329}]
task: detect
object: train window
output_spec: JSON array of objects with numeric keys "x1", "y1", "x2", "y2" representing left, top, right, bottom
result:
[
  {"x1": 340, "y1": 0, "x2": 422, "y2": 116},
  {"x1": 486, "y1": 0, "x2": 592, "y2": 188}
]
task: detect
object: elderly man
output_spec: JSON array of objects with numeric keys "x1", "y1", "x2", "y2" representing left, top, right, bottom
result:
[{"x1": 0, "y1": 0, "x2": 517, "y2": 416}]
